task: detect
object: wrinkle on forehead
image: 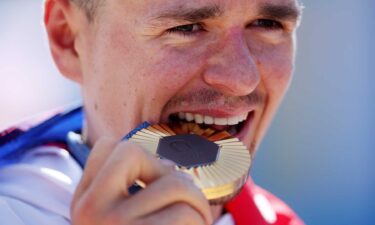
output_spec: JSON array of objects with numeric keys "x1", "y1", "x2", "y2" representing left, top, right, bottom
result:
[{"x1": 138, "y1": 0, "x2": 302, "y2": 24}]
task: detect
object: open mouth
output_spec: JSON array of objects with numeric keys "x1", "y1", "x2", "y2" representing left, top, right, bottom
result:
[{"x1": 167, "y1": 111, "x2": 254, "y2": 138}]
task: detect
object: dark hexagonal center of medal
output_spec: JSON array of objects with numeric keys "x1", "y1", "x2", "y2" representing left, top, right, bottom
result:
[{"x1": 157, "y1": 134, "x2": 219, "y2": 168}]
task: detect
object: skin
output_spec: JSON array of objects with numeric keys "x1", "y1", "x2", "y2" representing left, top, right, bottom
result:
[{"x1": 44, "y1": 0, "x2": 302, "y2": 224}]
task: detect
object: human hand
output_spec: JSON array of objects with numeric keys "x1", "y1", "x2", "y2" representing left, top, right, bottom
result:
[{"x1": 71, "y1": 137, "x2": 213, "y2": 225}]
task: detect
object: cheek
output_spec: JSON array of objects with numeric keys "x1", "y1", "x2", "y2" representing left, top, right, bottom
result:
[
  {"x1": 252, "y1": 42, "x2": 294, "y2": 98},
  {"x1": 81, "y1": 27, "x2": 151, "y2": 135},
  {"x1": 88, "y1": 26, "x2": 210, "y2": 125},
  {"x1": 140, "y1": 45, "x2": 209, "y2": 101},
  {"x1": 247, "y1": 42, "x2": 294, "y2": 151}
]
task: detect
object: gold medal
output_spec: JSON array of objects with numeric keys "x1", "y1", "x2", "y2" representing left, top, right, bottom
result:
[{"x1": 126, "y1": 122, "x2": 251, "y2": 204}]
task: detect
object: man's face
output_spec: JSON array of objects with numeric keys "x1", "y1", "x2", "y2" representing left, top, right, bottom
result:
[{"x1": 76, "y1": 0, "x2": 301, "y2": 156}]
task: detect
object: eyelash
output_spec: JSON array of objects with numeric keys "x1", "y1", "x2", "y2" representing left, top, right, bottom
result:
[
  {"x1": 251, "y1": 19, "x2": 284, "y2": 30},
  {"x1": 165, "y1": 23, "x2": 205, "y2": 36},
  {"x1": 165, "y1": 19, "x2": 283, "y2": 37}
]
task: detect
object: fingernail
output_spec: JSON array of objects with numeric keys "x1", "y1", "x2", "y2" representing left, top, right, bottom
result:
[
  {"x1": 178, "y1": 171, "x2": 194, "y2": 181},
  {"x1": 160, "y1": 159, "x2": 176, "y2": 167}
]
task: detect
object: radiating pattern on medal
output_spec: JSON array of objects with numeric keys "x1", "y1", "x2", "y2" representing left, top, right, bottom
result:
[{"x1": 127, "y1": 122, "x2": 251, "y2": 204}]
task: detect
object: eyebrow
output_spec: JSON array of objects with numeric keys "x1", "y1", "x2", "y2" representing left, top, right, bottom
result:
[
  {"x1": 148, "y1": 2, "x2": 302, "y2": 25},
  {"x1": 151, "y1": 4, "x2": 223, "y2": 23},
  {"x1": 259, "y1": 3, "x2": 302, "y2": 22}
]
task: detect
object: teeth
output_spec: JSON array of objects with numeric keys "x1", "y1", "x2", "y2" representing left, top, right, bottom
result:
[
  {"x1": 204, "y1": 116, "x2": 214, "y2": 125},
  {"x1": 214, "y1": 118, "x2": 227, "y2": 125},
  {"x1": 178, "y1": 112, "x2": 185, "y2": 119},
  {"x1": 228, "y1": 117, "x2": 239, "y2": 125},
  {"x1": 186, "y1": 113, "x2": 194, "y2": 121},
  {"x1": 241, "y1": 113, "x2": 247, "y2": 122},
  {"x1": 174, "y1": 112, "x2": 249, "y2": 126},
  {"x1": 194, "y1": 114, "x2": 204, "y2": 123}
]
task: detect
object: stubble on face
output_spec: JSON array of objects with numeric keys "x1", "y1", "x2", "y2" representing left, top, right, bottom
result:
[{"x1": 77, "y1": 0, "x2": 302, "y2": 153}]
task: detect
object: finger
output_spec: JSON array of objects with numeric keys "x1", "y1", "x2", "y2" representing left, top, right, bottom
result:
[
  {"x1": 140, "y1": 203, "x2": 207, "y2": 225},
  {"x1": 72, "y1": 136, "x2": 117, "y2": 207},
  {"x1": 86, "y1": 141, "x2": 174, "y2": 210},
  {"x1": 114, "y1": 171, "x2": 213, "y2": 225}
]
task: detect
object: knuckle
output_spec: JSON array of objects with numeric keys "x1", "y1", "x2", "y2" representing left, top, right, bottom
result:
[
  {"x1": 168, "y1": 172, "x2": 195, "y2": 192},
  {"x1": 95, "y1": 136, "x2": 117, "y2": 148},
  {"x1": 119, "y1": 141, "x2": 145, "y2": 160},
  {"x1": 71, "y1": 196, "x2": 99, "y2": 225},
  {"x1": 133, "y1": 220, "x2": 153, "y2": 225},
  {"x1": 174, "y1": 202, "x2": 192, "y2": 213},
  {"x1": 173, "y1": 203, "x2": 203, "y2": 225},
  {"x1": 159, "y1": 159, "x2": 177, "y2": 171},
  {"x1": 101, "y1": 210, "x2": 128, "y2": 225}
]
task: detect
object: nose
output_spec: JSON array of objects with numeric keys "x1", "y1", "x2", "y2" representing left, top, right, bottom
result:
[{"x1": 203, "y1": 30, "x2": 260, "y2": 96}]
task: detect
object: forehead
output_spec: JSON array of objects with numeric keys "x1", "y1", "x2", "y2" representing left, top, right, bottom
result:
[
  {"x1": 137, "y1": 0, "x2": 299, "y2": 5},
  {"x1": 138, "y1": 0, "x2": 299, "y2": 8},
  {"x1": 108, "y1": 0, "x2": 301, "y2": 15}
]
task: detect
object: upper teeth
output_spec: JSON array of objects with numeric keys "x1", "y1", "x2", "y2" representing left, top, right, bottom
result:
[{"x1": 177, "y1": 112, "x2": 248, "y2": 125}]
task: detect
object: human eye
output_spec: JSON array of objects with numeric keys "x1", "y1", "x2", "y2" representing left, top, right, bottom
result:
[
  {"x1": 250, "y1": 19, "x2": 284, "y2": 30},
  {"x1": 166, "y1": 23, "x2": 204, "y2": 36}
]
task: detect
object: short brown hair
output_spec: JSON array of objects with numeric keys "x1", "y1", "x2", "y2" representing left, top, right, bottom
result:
[{"x1": 70, "y1": 0, "x2": 102, "y2": 21}]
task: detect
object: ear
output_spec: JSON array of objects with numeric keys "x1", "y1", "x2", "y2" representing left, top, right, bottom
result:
[{"x1": 44, "y1": 0, "x2": 84, "y2": 84}]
